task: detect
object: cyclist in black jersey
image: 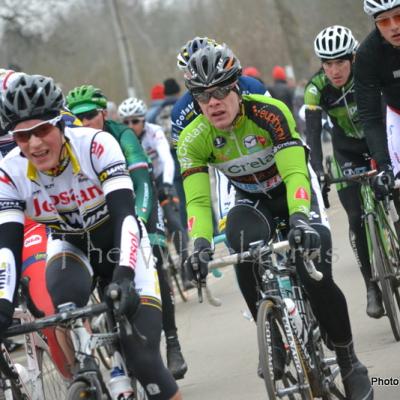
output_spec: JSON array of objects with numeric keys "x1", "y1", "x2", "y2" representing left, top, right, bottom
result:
[
  {"x1": 305, "y1": 25, "x2": 384, "y2": 318},
  {"x1": 355, "y1": 0, "x2": 400, "y2": 190}
]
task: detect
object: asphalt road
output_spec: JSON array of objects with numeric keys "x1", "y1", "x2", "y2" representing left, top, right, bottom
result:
[{"x1": 174, "y1": 188, "x2": 400, "y2": 400}]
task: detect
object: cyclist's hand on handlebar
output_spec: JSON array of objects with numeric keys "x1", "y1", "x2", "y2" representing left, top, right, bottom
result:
[
  {"x1": 288, "y1": 213, "x2": 321, "y2": 260},
  {"x1": 106, "y1": 279, "x2": 140, "y2": 320},
  {"x1": 0, "y1": 299, "x2": 14, "y2": 335},
  {"x1": 373, "y1": 165, "x2": 395, "y2": 201},
  {"x1": 186, "y1": 238, "x2": 213, "y2": 284}
]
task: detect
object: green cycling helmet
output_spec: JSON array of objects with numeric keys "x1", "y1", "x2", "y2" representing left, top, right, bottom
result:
[{"x1": 66, "y1": 85, "x2": 107, "y2": 115}]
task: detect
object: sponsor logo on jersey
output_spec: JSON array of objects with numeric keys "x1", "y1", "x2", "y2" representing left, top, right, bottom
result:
[
  {"x1": 98, "y1": 163, "x2": 127, "y2": 183},
  {"x1": 128, "y1": 231, "x2": 139, "y2": 268},
  {"x1": 307, "y1": 85, "x2": 318, "y2": 95},
  {"x1": 91, "y1": 141, "x2": 104, "y2": 158},
  {"x1": 294, "y1": 187, "x2": 309, "y2": 201},
  {"x1": 0, "y1": 200, "x2": 24, "y2": 212},
  {"x1": 216, "y1": 149, "x2": 275, "y2": 176},
  {"x1": 187, "y1": 216, "x2": 195, "y2": 232},
  {"x1": 0, "y1": 171, "x2": 12, "y2": 186},
  {"x1": 24, "y1": 234, "x2": 42, "y2": 248},
  {"x1": 251, "y1": 105, "x2": 287, "y2": 142},
  {"x1": 32, "y1": 185, "x2": 103, "y2": 216},
  {"x1": 214, "y1": 136, "x2": 226, "y2": 148},
  {"x1": 243, "y1": 135, "x2": 257, "y2": 149},
  {"x1": 177, "y1": 122, "x2": 208, "y2": 157}
]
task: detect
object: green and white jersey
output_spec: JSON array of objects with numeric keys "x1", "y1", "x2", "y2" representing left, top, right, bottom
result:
[
  {"x1": 304, "y1": 69, "x2": 364, "y2": 140},
  {"x1": 177, "y1": 94, "x2": 311, "y2": 241}
]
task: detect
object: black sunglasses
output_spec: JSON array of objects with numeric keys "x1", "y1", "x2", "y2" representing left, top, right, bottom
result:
[
  {"x1": 76, "y1": 109, "x2": 100, "y2": 120},
  {"x1": 192, "y1": 85, "x2": 235, "y2": 104},
  {"x1": 123, "y1": 118, "x2": 144, "y2": 125}
]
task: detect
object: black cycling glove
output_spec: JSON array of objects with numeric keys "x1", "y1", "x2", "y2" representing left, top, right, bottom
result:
[
  {"x1": 107, "y1": 267, "x2": 140, "y2": 320},
  {"x1": 186, "y1": 238, "x2": 213, "y2": 284},
  {"x1": 373, "y1": 164, "x2": 395, "y2": 201},
  {"x1": 288, "y1": 213, "x2": 321, "y2": 259}
]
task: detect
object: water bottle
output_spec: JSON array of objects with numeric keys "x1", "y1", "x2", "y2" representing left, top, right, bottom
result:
[
  {"x1": 283, "y1": 298, "x2": 308, "y2": 343},
  {"x1": 108, "y1": 366, "x2": 134, "y2": 400},
  {"x1": 278, "y1": 275, "x2": 292, "y2": 298}
]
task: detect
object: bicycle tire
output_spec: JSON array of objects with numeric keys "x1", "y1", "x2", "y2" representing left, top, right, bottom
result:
[
  {"x1": 38, "y1": 347, "x2": 69, "y2": 399},
  {"x1": 166, "y1": 256, "x2": 188, "y2": 303},
  {"x1": 132, "y1": 377, "x2": 148, "y2": 400},
  {"x1": 367, "y1": 213, "x2": 400, "y2": 341},
  {"x1": 257, "y1": 299, "x2": 313, "y2": 399},
  {"x1": 65, "y1": 379, "x2": 103, "y2": 400}
]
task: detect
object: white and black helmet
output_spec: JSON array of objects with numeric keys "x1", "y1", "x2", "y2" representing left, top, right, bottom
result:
[
  {"x1": 314, "y1": 25, "x2": 357, "y2": 60},
  {"x1": 176, "y1": 36, "x2": 218, "y2": 71},
  {"x1": 0, "y1": 74, "x2": 64, "y2": 130},
  {"x1": 364, "y1": 0, "x2": 400, "y2": 16},
  {"x1": 185, "y1": 44, "x2": 241, "y2": 90},
  {"x1": 118, "y1": 97, "x2": 147, "y2": 118}
]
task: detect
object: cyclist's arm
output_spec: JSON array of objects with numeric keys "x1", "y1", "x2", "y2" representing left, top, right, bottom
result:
[
  {"x1": 152, "y1": 125, "x2": 175, "y2": 185},
  {"x1": 119, "y1": 128, "x2": 153, "y2": 223},
  {"x1": 354, "y1": 45, "x2": 391, "y2": 168},
  {"x1": 91, "y1": 131, "x2": 141, "y2": 281},
  {"x1": 0, "y1": 169, "x2": 24, "y2": 312},
  {"x1": 304, "y1": 82, "x2": 324, "y2": 174},
  {"x1": 261, "y1": 99, "x2": 311, "y2": 218},
  {"x1": 177, "y1": 121, "x2": 214, "y2": 243}
]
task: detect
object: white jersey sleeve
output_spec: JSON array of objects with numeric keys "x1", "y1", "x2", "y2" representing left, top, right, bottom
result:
[
  {"x1": 90, "y1": 131, "x2": 134, "y2": 195},
  {"x1": 152, "y1": 125, "x2": 175, "y2": 185},
  {"x1": 0, "y1": 168, "x2": 25, "y2": 225}
]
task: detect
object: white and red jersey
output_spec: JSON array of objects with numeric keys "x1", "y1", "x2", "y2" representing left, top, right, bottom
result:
[
  {"x1": 140, "y1": 122, "x2": 175, "y2": 184},
  {"x1": 0, "y1": 126, "x2": 132, "y2": 232},
  {"x1": 0, "y1": 126, "x2": 159, "y2": 302}
]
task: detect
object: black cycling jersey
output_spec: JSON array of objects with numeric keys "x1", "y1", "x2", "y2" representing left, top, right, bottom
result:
[{"x1": 354, "y1": 28, "x2": 400, "y2": 168}]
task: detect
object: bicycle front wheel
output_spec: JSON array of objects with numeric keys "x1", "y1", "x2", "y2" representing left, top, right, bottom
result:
[
  {"x1": 257, "y1": 299, "x2": 313, "y2": 399},
  {"x1": 38, "y1": 347, "x2": 69, "y2": 399},
  {"x1": 367, "y1": 213, "x2": 400, "y2": 341}
]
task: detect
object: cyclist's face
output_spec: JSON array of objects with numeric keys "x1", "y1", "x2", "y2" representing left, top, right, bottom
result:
[
  {"x1": 322, "y1": 59, "x2": 352, "y2": 88},
  {"x1": 123, "y1": 117, "x2": 145, "y2": 136},
  {"x1": 375, "y1": 7, "x2": 400, "y2": 47},
  {"x1": 197, "y1": 84, "x2": 240, "y2": 130},
  {"x1": 79, "y1": 109, "x2": 106, "y2": 130},
  {"x1": 13, "y1": 119, "x2": 64, "y2": 171}
]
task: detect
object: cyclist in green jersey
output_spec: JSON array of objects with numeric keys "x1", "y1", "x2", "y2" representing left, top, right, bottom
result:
[
  {"x1": 305, "y1": 25, "x2": 384, "y2": 319},
  {"x1": 66, "y1": 86, "x2": 188, "y2": 380},
  {"x1": 177, "y1": 43, "x2": 372, "y2": 400}
]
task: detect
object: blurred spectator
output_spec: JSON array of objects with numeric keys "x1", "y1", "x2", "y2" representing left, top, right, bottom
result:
[
  {"x1": 243, "y1": 66, "x2": 264, "y2": 84},
  {"x1": 268, "y1": 65, "x2": 294, "y2": 111},
  {"x1": 147, "y1": 83, "x2": 165, "y2": 122}
]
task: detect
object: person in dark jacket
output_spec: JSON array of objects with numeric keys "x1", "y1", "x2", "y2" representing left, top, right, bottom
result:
[{"x1": 268, "y1": 65, "x2": 294, "y2": 112}]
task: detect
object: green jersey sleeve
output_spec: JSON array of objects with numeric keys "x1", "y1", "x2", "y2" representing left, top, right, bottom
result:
[
  {"x1": 105, "y1": 120, "x2": 153, "y2": 222},
  {"x1": 178, "y1": 118, "x2": 214, "y2": 242}
]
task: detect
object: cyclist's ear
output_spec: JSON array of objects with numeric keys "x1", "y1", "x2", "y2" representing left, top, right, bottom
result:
[{"x1": 225, "y1": 203, "x2": 273, "y2": 253}]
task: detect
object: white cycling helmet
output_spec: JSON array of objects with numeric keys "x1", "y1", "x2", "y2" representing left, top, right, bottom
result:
[
  {"x1": 118, "y1": 97, "x2": 147, "y2": 119},
  {"x1": 314, "y1": 25, "x2": 357, "y2": 59},
  {"x1": 364, "y1": 0, "x2": 400, "y2": 16}
]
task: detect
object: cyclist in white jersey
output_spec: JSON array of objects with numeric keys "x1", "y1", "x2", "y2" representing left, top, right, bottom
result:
[
  {"x1": 0, "y1": 74, "x2": 181, "y2": 400},
  {"x1": 118, "y1": 97, "x2": 192, "y2": 289}
]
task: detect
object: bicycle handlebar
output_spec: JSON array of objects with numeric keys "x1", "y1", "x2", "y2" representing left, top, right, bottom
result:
[
  {"x1": 209, "y1": 240, "x2": 323, "y2": 281},
  {"x1": 4, "y1": 302, "x2": 109, "y2": 337}
]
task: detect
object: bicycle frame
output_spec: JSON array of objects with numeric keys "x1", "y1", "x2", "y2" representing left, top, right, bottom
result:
[{"x1": 0, "y1": 306, "x2": 51, "y2": 400}]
